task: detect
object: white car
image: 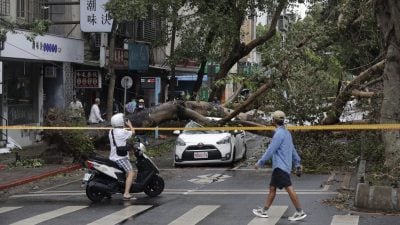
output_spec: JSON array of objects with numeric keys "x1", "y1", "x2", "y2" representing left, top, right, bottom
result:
[{"x1": 173, "y1": 120, "x2": 247, "y2": 166}]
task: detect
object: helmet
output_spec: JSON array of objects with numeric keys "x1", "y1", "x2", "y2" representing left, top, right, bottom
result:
[
  {"x1": 138, "y1": 99, "x2": 144, "y2": 103},
  {"x1": 272, "y1": 110, "x2": 286, "y2": 121},
  {"x1": 111, "y1": 113, "x2": 125, "y2": 128}
]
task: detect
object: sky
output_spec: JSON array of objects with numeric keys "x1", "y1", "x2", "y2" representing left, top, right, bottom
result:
[{"x1": 257, "y1": 3, "x2": 308, "y2": 25}]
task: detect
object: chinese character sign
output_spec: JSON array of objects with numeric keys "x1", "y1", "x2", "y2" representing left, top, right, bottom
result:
[
  {"x1": 75, "y1": 70, "x2": 102, "y2": 88},
  {"x1": 105, "y1": 48, "x2": 129, "y2": 69},
  {"x1": 80, "y1": 0, "x2": 113, "y2": 32}
]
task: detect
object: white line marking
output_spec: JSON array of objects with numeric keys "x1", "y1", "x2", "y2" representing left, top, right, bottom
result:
[
  {"x1": 168, "y1": 205, "x2": 220, "y2": 225},
  {"x1": 34, "y1": 178, "x2": 82, "y2": 193},
  {"x1": 330, "y1": 215, "x2": 359, "y2": 225},
  {"x1": 87, "y1": 205, "x2": 151, "y2": 225},
  {"x1": 32, "y1": 188, "x2": 330, "y2": 193},
  {"x1": 30, "y1": 190, "x2": 84, "y2": 193},
  {"x1": 164, "y1": 191, "x2": 338, "y2": 195},
  {"x1": 0, "y1": 207, "x2": 22, "y2": 214},
  {"x1": 248, "y1": 206, "x2": 288, "y2": 225},
  {"x1": 11, "y1": 193, "x2": 86, "y2": 198},
  {"x1": 167, "y1": 188, "x2": 330, "y2": 192},
  {"x1": 11, "y1": 188, "x2": 337, "y2": 198},
  {"x1": 10, "y1": 206, "x2": 87, "y2": 225}
]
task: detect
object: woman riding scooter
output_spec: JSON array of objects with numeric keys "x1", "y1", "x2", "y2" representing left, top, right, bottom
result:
[{"x1": 109, "y1": 113, "x2": 136, "y2": 200}]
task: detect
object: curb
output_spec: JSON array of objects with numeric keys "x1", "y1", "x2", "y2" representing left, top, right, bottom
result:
[
  {"x1": 0, "y1": 163, "x2": 82, "y2": 191},
  {"x1": 354, "y1": 159, "x2": 399, "y2": 212}
]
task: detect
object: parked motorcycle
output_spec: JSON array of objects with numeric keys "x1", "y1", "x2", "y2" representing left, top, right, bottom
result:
[{"x1": 82, "y1": 142, "x2": 164, "y2": 202}]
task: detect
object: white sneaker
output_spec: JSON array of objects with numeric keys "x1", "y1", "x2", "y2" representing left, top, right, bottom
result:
[
  {"x1": 252, "y1": 208, "x2": 269, "y2": 218},
  {"x1": 288, "y1": 211, "x2": 307, "y2": 221}
]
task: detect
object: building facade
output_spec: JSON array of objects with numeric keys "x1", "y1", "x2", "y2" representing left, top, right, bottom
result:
[{"x1": 0, "y1": 0, "x2": 84, "y2": 147}]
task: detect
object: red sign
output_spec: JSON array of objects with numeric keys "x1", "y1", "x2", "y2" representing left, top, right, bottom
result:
[
  {"x1": 105, "y1": 48, "x2": 129, "y2": 69},
  {"x1": 75, "y1": 70, "x2": 102, "y2": 88}
]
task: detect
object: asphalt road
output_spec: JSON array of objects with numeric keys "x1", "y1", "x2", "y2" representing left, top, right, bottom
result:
[{"x1": 0, "y1": 133, "x2": 398, "y2": 225}]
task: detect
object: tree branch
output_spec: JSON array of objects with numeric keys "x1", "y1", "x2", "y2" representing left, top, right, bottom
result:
[
  {"x1": 220, "y1": 79, "x2": 274, "y2": 124},
  {"x1": 322, "y1": 59, "x2": 386, "y2": 124}
]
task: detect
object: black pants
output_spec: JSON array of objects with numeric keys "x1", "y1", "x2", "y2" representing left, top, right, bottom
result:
[{"x1": 270, "y1": 168, "x2": 292, "y2": 189}]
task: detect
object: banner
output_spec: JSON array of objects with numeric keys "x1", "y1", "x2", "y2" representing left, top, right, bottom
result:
[{"x1": 128, "y1": 43, "x2": 149, "y2": 72}]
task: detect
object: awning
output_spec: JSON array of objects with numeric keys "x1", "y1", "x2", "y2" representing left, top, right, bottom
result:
[{"x1": 176, "y1": 74, "x2": 208, "y2": 81}]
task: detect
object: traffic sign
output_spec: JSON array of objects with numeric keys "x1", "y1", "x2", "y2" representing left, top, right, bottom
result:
[{"x1": 121, "y1": 76, "x2": 133, "y2": 89}]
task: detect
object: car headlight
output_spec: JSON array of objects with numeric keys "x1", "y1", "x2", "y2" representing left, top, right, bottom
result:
[
  {"x1": 217, "y1": 136, "x2": 230, "y2": 145},
  {"x1": 176, "y1": 137, "x2": 186, "y2": 146}
]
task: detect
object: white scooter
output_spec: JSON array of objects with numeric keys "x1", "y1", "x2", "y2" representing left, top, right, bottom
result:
[{"x1": 82, "y1": 142, "x2": 164, "y2": 202}]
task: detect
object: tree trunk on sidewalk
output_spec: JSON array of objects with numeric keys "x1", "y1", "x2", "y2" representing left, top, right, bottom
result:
[
  {"x1": 375, "y1": 0, "x2": 400, "y2": 170},
  {"x1": 106, "y1": 23, "x2": 117, "y2": 121}
]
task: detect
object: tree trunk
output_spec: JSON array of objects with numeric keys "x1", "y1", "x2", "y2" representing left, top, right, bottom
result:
[
  {"x1": 106, "y1": 23, "x2": 117, "y2": 121},
  {"x1": 375, "y1": 0, "x2": 400, "y2": 170},
  {"x1": 192, "y1": 60, "x2": 206, "y2": 96},
  {"x1": 192, "y1": 31, "x2": 216, "y2": 96}
]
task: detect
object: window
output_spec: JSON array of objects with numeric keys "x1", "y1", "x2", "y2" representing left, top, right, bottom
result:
[
  {"x1": 95, "y1": 33, "x2": 101, "y2": 48},
  {"x1": 17, "y1": 0, "x2": 25, "y2": 18},
  {"x1": 0, "y1": 0, "x2": 10, "y2": 16},
  {"x1": 5, "y1": 61, "x2": 39, "y2": 125},
  {"x1": 136, "y1": 10, "x2": 163, "y2": 42}
]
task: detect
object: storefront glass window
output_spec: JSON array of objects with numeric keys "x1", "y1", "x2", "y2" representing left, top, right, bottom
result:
[{"x1": 5, "y1": 61, "x2": 39, "y2": 125}]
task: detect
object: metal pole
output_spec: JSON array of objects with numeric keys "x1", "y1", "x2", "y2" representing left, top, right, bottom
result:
[
  {"x1": 123, "y1": 79, "x2": 127, "y2": 115},
  {"x1": 122, "y1": 86, "x2": 126, "y2": 115}
]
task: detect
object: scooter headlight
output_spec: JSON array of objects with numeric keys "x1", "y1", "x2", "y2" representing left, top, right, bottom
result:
[
  {"x1": 176, "y1": 137, "x2": 186, "y2": 146},
  {"x1": 138, "y1": 143, "x2": 146, "y2": 152},
  {"x1": 217, "y1": 136, "x2": 230, "y2": 145}
]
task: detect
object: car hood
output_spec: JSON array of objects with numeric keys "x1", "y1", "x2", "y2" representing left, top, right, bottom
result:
[{"x1": 178, "y1": 133, "x2": 230, "y2": 144}]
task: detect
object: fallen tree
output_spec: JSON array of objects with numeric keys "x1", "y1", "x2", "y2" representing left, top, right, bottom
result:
[{"x1": 322, "y1": 60, "x2": 385, "y2": 125}]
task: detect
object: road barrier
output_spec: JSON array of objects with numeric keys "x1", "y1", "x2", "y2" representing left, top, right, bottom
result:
[{"x1": 1, "y1": 124, "x2": 400, "y2": 131}]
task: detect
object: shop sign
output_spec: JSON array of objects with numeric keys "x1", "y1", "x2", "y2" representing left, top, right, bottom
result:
[
  {"x1": 140, "y1": 77, "x2": 155, "y2": 89},
  {"x1": 80, "y1": 0, "x2": 113, "y2": 32},
  {"x1": 1, "y1": 30, "x2": 84, "y2": 63},
  {"x1": 75, "y1": 70, "x2": 102, "y2": 88},
  {"x1": 129, "y1": 43, "x2": 149, "y2": 71},
  {"x1": 105, "y1": 48, "x2": 129, "y2": 69}
]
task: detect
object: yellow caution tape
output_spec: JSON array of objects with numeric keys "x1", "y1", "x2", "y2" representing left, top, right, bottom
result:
[{"x1": 1, "y1": 124, "x2": 400, "y2": 131}]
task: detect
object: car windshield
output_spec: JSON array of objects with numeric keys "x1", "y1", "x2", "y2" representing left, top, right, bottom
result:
[{"x1": 182, "y1": 120, "x2": 223, "y2": 134}]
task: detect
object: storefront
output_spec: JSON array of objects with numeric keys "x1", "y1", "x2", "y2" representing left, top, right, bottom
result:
[{"x1": 0, "y1": 29, "x2": 84, "y2": 147}]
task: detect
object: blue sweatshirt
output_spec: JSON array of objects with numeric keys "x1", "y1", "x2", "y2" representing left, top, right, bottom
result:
[{"x1": 257, "y1": 126, "x2": 301, "y2": 174}]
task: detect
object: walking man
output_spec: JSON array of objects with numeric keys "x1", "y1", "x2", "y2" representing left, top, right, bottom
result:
[
  {"x1": 253, "y1": 110, "x2": 307, "y2": 221},
  {"x1": 88, "y1": 98, "x2": 104, "y2": 124}
]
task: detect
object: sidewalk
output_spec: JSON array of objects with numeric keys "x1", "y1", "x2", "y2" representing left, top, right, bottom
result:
[
  {"x1": 0, "y1": 135, "x2": 171, "y2": 192},
  {"x1": 0, "y1": 143, "x2": 82, "y2": 191}
]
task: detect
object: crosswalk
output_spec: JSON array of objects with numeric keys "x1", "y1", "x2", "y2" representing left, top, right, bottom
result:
[{"x1": 0, "y1": 205, "x2": 360, "y2": 225}]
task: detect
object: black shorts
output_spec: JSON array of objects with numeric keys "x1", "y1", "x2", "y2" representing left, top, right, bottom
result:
[{"x1": 270, "y1": 168, "x2": 292, "y2": 189}]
